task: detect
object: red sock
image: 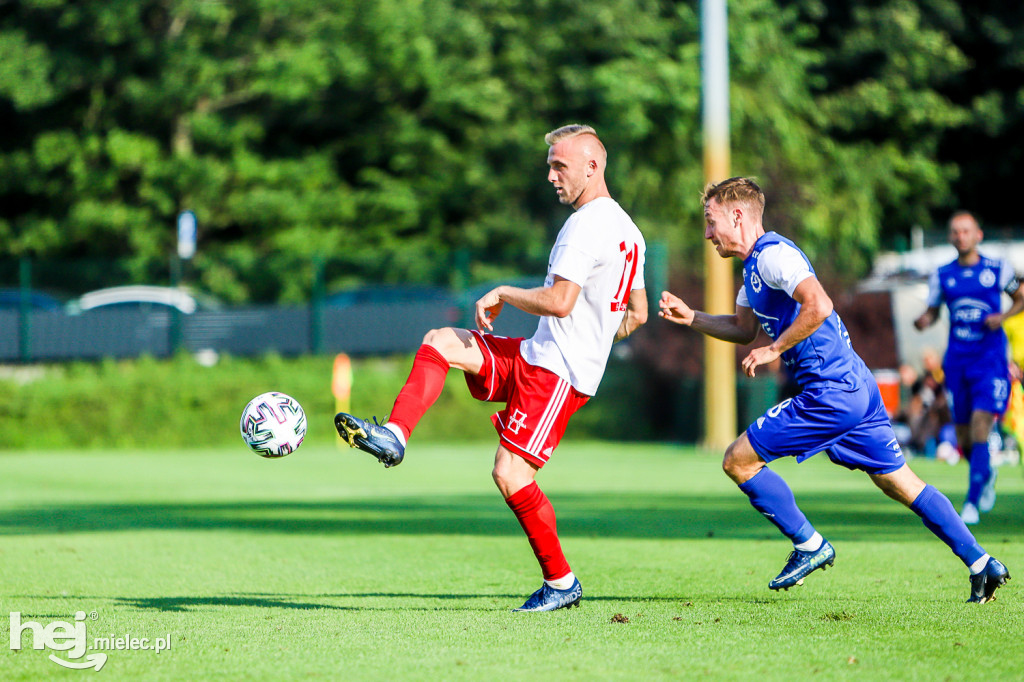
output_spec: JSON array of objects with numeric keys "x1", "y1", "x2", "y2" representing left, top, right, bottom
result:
[
  {"x1": 505, "y1": 481, "x2": 571, "y2": 581},
  {"x1": 387, "y1": 344, "x2": 449, "y2": 440}
]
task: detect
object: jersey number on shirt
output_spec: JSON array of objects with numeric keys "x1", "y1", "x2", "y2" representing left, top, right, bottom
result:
[{"x1": 611, "y1": 241, "x2": 640, "y2": 312}]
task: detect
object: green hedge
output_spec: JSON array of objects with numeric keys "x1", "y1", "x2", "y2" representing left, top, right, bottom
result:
[{"x1": 1, "y1": 353, "x2": 659, "y2": 450}]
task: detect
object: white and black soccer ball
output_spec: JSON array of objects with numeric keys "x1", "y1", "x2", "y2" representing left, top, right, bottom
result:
[{"x1": 239, "y1": 392, "x2": 307, "y2": 458}]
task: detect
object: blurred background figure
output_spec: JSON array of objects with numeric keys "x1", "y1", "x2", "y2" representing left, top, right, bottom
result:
[
  {"x1": 892, "y1": 355, "x2": 952, "y2": 459},
  {"x1": 914, "y1": 211, "x2": 1024, "y2": 524}
]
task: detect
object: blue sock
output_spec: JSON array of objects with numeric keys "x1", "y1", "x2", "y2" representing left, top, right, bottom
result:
[
  {"x1": 965, "y1": 442, "x2": 991, "y2": 506},
  {"x1": 911, "y1": 484, "x2": 985, "y2": 566},
  {"x1": 737, "y1": 467, "x2": 815, "y2": 543}
]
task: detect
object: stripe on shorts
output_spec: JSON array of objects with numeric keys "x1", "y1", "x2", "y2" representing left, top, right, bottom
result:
[
  {"x1": 526, "y1": 378, "x2": 569, "y2": 460},
  {"x1": 474, "y1": 331, "x2": 497, "y2": 401}
]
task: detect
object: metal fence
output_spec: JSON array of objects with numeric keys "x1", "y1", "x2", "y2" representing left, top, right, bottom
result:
[{"x1": 0, "y1": 300, "x2": 541, "y2": 362}]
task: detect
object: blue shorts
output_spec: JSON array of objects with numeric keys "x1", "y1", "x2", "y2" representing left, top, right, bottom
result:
[
  {"x1": 944, "y1": 358, "x2": 1010, "y2": 424},
  {"x1": 746, "y1": 379, "x2": 905, "y2": 476}
]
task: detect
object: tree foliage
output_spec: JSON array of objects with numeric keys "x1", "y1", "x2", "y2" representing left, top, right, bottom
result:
[{"x1": 0, "y1": 0, "x2": 1018, "y2": 300}]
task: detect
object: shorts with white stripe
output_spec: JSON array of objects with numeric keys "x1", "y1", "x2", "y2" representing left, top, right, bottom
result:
[{"x1": 465, "y1": 331, "x2": 590, "y2": 468}]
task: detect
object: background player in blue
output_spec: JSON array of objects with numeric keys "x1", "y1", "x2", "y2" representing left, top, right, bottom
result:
[
  {"x1": 914, "y1": 211, "x2": 1024, "y2": 525},
  {"x1": 659, "y1": 177, "x2": 1009, "y2": 603}
]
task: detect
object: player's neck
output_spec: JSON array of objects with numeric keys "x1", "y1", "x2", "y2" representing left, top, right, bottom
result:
[
  {"x1": 739, "y1": 226, "x2": 767, "y2": 259},
  {"x1": 957, "y1": 250, "x2": 981, "y2": 266},
  {"x1": 573, "y1": 181, "x2": 611, "y2": 210}
]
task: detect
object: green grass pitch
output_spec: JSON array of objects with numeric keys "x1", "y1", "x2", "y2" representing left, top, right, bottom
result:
[{"x1": 1, "y1": 442, "x2": 1022, "y2": 680}]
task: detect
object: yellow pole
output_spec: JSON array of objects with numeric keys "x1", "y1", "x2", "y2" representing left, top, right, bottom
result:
[
  {"x1": 332, "y1": 353, "x2": 352, "y2": 447},
  {"x1": 701, "y1": 0, "x2": 737, "y2": 451}
]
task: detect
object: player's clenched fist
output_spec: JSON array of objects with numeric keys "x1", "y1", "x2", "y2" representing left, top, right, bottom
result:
[{"x1": 658, "y1": 291, "x2": 695, "y2": 326}]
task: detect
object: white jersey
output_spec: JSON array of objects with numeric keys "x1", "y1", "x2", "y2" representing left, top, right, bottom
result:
[{"x1": 520, "y1": 197, "x2": 646, "y2": 395}]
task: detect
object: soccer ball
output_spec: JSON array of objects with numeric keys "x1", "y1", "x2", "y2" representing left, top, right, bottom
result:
[{"x1": 239, "y1": 392, "x2": 307, "y2": 458}]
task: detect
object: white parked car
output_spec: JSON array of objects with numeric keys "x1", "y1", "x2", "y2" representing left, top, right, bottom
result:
[{"x1": 66, "y1": 286, "x2": 220, "y2": 315}]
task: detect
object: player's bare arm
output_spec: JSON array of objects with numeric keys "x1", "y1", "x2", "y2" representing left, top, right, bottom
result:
[
  {"x1": 984, "y1": 282, "x2": 1024, "y2": 330},
  {"x1": 914, "y1": 305, "x2": 940, "y2": 330},
  {"x1": 741, "y1": 276, "x2": 832, "y2": 377},
  {"x1": 659, "y1": 291, "x2": 759, "y2": 344},
  {"x1": 614, "y1": 288, "x2": 648, "y2": 342},
  {"x1": 475, "y1": 277, "x2": 582, "y2": 332}
]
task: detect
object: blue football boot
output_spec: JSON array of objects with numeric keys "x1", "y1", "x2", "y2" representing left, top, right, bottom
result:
[
  {"x1": 334, "y1": 413, "x2": 405, "y2": 468},
  {"x1": 512, "y1": 578, "x2": 583, "y2": 612},
  {"x1": 769, "y1": 540, "x2": 835, "y2": 591},
  {"x1": 968, "y1": 557, "x2": 1010, "y2": 604}
]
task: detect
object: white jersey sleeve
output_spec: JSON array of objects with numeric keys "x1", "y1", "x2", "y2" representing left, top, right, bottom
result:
[
  {"x1": 925, "y1": 269, "x2": 943, "y2": 308},
  {"x1": 520, "y1": 197, "x2": 646, "y2": 396},
  {"x1": 736, "y1": 286, "x2": 750, "y2": 308},
  {"x1": 999, "y1": 258, "x2": 1019, "y2": 294},
  {"x1": 755, "y1": 242, "x2": 813, "y2": 296}
]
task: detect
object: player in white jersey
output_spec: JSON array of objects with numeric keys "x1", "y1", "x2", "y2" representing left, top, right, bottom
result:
[{"x1": 336, "y1": 124, "x2": 648, "y2": 612}]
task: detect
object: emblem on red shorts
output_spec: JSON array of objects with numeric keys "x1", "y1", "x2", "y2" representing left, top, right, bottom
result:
[{"x1": 508, "y1": 409, "x2": 528, "y2": 434}]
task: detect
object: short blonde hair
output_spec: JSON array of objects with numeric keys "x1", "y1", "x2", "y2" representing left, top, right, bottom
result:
[
  {"x1": 545, "y1": 123, "x2": 597, "y2": 145},
  {"x1": 544, "y1": 124, "x2": 606, "y2": 159},
  {"x1": 701, "y1": 176, "x2": 765, "y2": 216}
]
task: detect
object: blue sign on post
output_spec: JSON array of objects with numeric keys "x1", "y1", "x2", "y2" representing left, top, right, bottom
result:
[{"x1": 177, "y1": 210, "x2": 197, "y2": 260}]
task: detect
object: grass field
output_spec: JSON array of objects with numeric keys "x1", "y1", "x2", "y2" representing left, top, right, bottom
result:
[{"x1": 1, "y1": 442, "x2": 1022, "y2": 681}]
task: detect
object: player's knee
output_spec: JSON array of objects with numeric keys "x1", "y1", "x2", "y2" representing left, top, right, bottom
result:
[
  {"x1": 721, "y1": 452, "x2": 740, "y2": 481},
  {"x1": 421, "y1": 327, "x2": 458, "y2": 357},
  {"x1": 722, "y1": 439, "x2": 757, "y2": 483},
  {"x1": 491, "y1": 463, "x2": 516, "y2": 497},
  {"x1": 492, "y1": 457, "x2": 535, "y2": 498}
]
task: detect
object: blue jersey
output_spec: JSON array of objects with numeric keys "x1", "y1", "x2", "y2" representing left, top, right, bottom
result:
[
  {"x1": 739, "y1": 232, "x2": 864, "y2": 389},
  {"x1": 927, "y1": 255, "x2": 1017, "y2": 363},
  {"x1": 741, "y1": 233, "x2": 903, "y2": 473}
]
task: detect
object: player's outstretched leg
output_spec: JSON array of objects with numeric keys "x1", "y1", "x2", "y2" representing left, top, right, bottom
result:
[
  {"x1": 875, "y1": 468, "x2": 1009, "y2": 604},
  {"x1": 334, "y1": 413, "x2": 405, "y2": 468},
  {"x1": 968, "y1": 557, "x2": 1011, "y2": 604}
]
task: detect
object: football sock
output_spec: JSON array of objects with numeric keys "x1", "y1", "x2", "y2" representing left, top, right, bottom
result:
[
  {"x1": 505, "y1": 481, "x2": 571, "y2": 581},
  {"x1": 970, "y1": 554, "x2": 991, "y2": 575},
  {"x1": 545, "y1": 572, "x2": 576, "y2": 590},
  {"x1": 737, "y1": 467, "x2": 816, "y2": 544},
  {"x1": 910, "y1": 484, "x2": 986, "y2": 566},
  {"x1": 383, "y1": 423, "x2": 407, "y2": 448},
  {"x1": 965, "y1": 442, "x2": 991, "y2": 506},
  {"x1": 794, "y1": 532, "x2": 824, "y2": 553},
  {"x1": 387, "y1": 344, "x2": 450, "y2": 441}
]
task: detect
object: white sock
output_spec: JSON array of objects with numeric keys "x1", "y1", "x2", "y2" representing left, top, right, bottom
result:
[
  {"x1": 794, "y1": 532, "x2": 823, "y2": 552},
  {"x1": 545, "y1": 572, "x2": 576, "y2": 590},
  {"x1": 970, "y1": 554, "x2": 991, "y2": 575},
  {"x1": 384, "y1": 423, "x2": 407, "y2": 447}
]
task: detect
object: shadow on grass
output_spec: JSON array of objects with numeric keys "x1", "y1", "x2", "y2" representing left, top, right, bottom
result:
[
  {"x1": 1, "y1": 491, "x2": 1022, "y2": 541},
  {"x1": 113, "y1": 595, "x2": 356, "y2": 612},
  {"x1": 17, "y1": 591, "x2": 712, "y2": 614}
]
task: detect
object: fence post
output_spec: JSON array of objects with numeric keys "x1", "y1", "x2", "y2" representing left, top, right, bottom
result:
[
  {"x1": 310, "y1": 256, "x2": 325, "y2": 354},
  {"x1": 169, "y1": 255, "x2": 182, "y2": 355},
  {"x1": 18, "y1": 256, "x2": 31, "y2": 363}
]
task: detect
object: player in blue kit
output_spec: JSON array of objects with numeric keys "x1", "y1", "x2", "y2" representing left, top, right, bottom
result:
[
  {"x1": 914, "y1": 211, "x2": 1024, "y2": 524},
  {"x1": 660, "y1": 177, "x2": 1010, "y2": 603}
]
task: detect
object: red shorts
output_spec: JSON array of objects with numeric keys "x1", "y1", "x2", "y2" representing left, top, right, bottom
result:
[{"x1": 465, "y1": 331, "x2": 589, "y2": 468}]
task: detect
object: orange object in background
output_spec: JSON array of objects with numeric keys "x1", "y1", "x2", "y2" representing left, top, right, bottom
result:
[
  {"x1": 333, "y1": 353, "x2": 352, "y2": 446},
  {"x1": 873, "y1": 369, "x2": 900, "y2": 416}
]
